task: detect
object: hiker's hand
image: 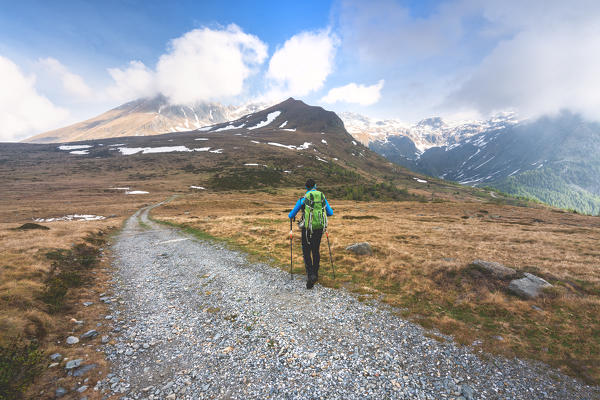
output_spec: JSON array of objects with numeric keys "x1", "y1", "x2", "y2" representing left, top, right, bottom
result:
[{"x1": 289, "y1": 230, "x2": 293, "y2": 238}]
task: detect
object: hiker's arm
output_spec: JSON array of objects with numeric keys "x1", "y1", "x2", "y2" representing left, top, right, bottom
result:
[
  {"x1": 324, "y1": 198, "x2": 333, "y2": 216},
  {"x1": 288, "y1": 198, "x2": 304, "y2": 219}
]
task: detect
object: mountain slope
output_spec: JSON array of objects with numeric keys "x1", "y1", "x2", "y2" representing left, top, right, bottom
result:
[
  {"x1": 369, "y1": 112, "x2": 600, "y2": 214},
  {"x1": 24, "y1": 95, "x2": 267, "y2": 143}
]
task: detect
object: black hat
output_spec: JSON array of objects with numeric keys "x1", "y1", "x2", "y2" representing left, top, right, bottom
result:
[{"x1": 305, "y1": 179, "x2": 316, "y2": 189}]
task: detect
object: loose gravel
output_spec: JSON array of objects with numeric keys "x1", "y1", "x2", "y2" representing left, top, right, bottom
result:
[{"x1": 95, "y1": 204, "x2": 600, "y2": 399}]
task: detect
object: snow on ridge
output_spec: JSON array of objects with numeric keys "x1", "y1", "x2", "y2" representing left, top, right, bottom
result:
[
  {"x1": 248, "y1": 111, "x2": 281, "y2": 130},
  {"x1": 214, "y1": 123, "x2": 245, "y2": 132},
  {"x1": 190, "y1": 186, "x2": 205, "y2": 190},
  {"x1": 279, "y1": 121, "x2": 288, "y2": 128},
  {"x1": 413, "y1": 177, "x2": 428, "y2": 183},
  {"x1": 70, "y1": 150, "x2": 89, "y2": 155},
  {"x1": 118, "y1": 146, "x2": 214, "y2": 155},
  {"x1": 58, "y1": 145, "x2": 92, "y2": 151},
  {"x1": 194, "y1": 138, "x2": 209, "y2": 141},
  {"x1": 281, "y1": 128, "x2": 296, "y2": 132},
  {"x1": 321, "y1": 139, "x2": 327, "y2": 144},
  {"x1": 34, "y1": 214, "x2": 106, "y2": 223},
  {"x1": 126, "y1": 190, "x2": 149, "y2": 195},
  {"x1": 267, "y1": 142, "x2": 312, "y2": 151}
]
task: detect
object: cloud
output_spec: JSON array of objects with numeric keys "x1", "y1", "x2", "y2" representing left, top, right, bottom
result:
[
  {"x1": 155, "y1": 24, "x2": 267, "y2": 104},
  {"x1": 0, "y1": 56, "x2": 69, "y2": 141},
  {"x1": 321, "y1": 79, "x2": 384, "y2": 105},
  {"x1": 444, "y1": 3, "x2": 600, "y2": 120},
  {"x1": 107, "y1": 60, "x2": 157, "y2": 103},
  {"x1": 266, "y1": 29, "x2": 338, "y2": 99},
  {"x1": 38, "y1": 57, "x2": 93, "y2": 99}
]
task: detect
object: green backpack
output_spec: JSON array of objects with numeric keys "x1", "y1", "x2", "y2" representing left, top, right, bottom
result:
[{"x1": 304, "y1": 190, "x2": 327, "y2": 231}]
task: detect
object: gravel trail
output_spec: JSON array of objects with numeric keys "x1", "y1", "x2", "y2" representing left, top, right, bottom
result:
[{"x1": 96, "y1": 203, "x2": 600, "y2": 399}]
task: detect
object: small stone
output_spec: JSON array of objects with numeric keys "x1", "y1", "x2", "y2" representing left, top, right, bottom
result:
[
  {"x1": 55, "y1": 387, "x2": 67, "y2": 397},
  {"x1": 142, "y1": 386, "x2": 153, "y2": 392},
  {"x1": 50, "y1": 352, "x2": 62, "y2": 361},
  {"x1": 105, "y1": 315, "x2": 113, "y2": 320},
  {"x1": 101, "y1": 335, "x2": 110, "y2": 344},
  {"x1": 461, "y1": 384, "x2": 475, "y2": 400},
  {"x1": 143, "y1": 343, "x2": 150, "y2": 349},
  {"x1": 77, "y1": 385, "x2": 88, "y2": 393},
  {"x1": 72, "y1": 363, "x2": 97, "y2": 377},
  {"x1": 65, "y1": 359, "x2": 83, "y2": 369},
  {"x1": 345, "y1": 242, "x2": 373, "y2": 256},
  {"x1": 80, "y1": 329, "x2": 99, "y2": 339},
  {"x1": 66, "y1": 336, "x2": 79, "y2": 345},
  {"x1": 48, "y1": 362, "x2": 59, "y2": 368},
  {"x1": 125, "y1": 349, "x2": 134, "y2": 356},
  {"x1": 166, "y1": 394, "x2": 176, "y2": 400},
  {"x1": 493, "y1": 335, "x2": 504, "y2": 341},
  {"x1": 83, "y1": 301, "x2": 93, "y2": 306}
]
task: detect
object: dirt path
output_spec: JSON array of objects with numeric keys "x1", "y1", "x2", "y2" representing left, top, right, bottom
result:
[{"x1": 94, "y1": 203, "x2": 599, "y2": 399}]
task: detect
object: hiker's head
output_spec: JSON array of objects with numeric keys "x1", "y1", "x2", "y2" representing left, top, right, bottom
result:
[{"x1": 305, "y1": 179, "x2": 316, "y2": 190}]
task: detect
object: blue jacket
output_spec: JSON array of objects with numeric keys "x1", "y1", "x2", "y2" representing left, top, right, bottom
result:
[{"x1": 288, "y1": 188, "x2": 333, "y2": 219}]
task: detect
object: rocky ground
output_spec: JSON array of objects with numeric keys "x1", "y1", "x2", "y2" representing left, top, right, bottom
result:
[{"x1": 91, "y1": 204, "x2": 600, "y2": 399}]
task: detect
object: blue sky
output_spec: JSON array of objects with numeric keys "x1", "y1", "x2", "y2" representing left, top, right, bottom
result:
[{"x1": 1, "y1": 0, "x2": 599, "y2": 141}]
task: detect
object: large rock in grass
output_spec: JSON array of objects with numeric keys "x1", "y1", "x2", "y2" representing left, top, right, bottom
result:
[
  {"x1": 472, "y1": 260, "x2": 516, "y2": 278},
  {"x1": 508, "y1": 273, "x2": 552, "y2": 299},
  {"x1": 345, "y1": 242, "x2": 373, "y2": 256}
]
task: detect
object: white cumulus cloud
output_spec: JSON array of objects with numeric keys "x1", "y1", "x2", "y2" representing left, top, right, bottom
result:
[
  {"x1": 155, "y1": 24, "x2": 268, "y2": 104},
  {"x1": 0, "y1": 56, "x2": 69, "y2": 141},
  {"x1": 321, "y1": 79, "x2": 384, "y2": 106},
  {"x1": 107, "y1": 60, "x2": 157, "y2": 103},
  {"x1": 266, "y1": 29, "x2": 338, "y2": 98},
  {"x1": 39, "y1": 57, "x2": 93, "y2": 99}
]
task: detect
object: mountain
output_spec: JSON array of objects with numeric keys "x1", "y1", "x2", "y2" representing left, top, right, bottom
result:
[
  {"x1": 340, "y1": 111, "x2": 517, "y2": 151},
  {"x1": 370, "y1": 111, "x2": 600, "y2": 214},
  {"x1": 24, "y1": 95, "x2": 268, "y2": 143},
  {"x1": 6, "y1": 98, "x2": 494, "y2": 205}
]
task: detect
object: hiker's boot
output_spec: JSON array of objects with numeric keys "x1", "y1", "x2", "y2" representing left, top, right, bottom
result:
[
  {"x1": 306, "y1": 276, "x2": 314, "y2": 289},
  {"x1": 309, "y1": 274, "x2": 318, "y2": 286}
]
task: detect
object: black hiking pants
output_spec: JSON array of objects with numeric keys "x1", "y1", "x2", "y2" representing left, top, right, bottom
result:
[{"x1": 301, "y1": 228, "x2": 323, "y2": 279}]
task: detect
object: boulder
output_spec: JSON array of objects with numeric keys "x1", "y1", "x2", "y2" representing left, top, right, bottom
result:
[
  {"x1": 471, "y1": 260, "x2": 516, "y2": 278},
  {"x1": 508, "y1": 273, "x2": 552, "y2": 299},
  {"x1": 345, "y1": 242, "x2": 373, "y2": 256}
]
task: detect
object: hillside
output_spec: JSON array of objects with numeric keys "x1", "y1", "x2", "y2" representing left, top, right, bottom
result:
[{"x1": 24, "y1": 95, "x2": 267, "y2": 143}]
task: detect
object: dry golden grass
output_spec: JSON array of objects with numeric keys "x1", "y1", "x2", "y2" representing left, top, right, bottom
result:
[
  {"x1": 152, "y1": 190, "x2": 600, "y2": 384},
  {"x1": 0, "y1": 168, "x2": 171, "y2": 398}
]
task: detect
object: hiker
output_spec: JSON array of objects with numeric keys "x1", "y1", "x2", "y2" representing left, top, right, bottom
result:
[{"x1": 288, "y1": 179, "x2": 333, "y2": 289}]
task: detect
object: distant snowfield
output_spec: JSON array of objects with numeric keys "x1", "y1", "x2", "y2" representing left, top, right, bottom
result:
[
  {"x1": 108, "y1": 143, "x2": 126, "y2": 147},
  {"x1": 194, "y1": 138, "x2": 209, "y2": 141},
  {"x1": 281, "y1": 128, "x2": 296, "y2": 132},
  {"x1": 118, "y1": 146, "x2": 214, "y2": 155},
  {"x1": 244, "y1": 163, "x2": 267, "y2": 167},
  {"x1": 34, "y1": 214, "x2": 106, "y2": 222},
  {"x1": 190, "y1": 186, "x2": 205, "y2": 190},
  {"x1": 248, "y1": 111, "x2": 281, "y2": 130},
  {"x1": 70, "y1": 150, "x2": 89, "y2": 155},
  {"x1": 279, "y1": 121, "x2": 288, "y2": 128},
  {"x1": 321, "y1": 139, "x2": 327, "y2": 144},
  {"x1": 58, "y1": 145, "x2": 92, "y2": 151},
  {"x1": 126, "y1": 190, "x2": 149, "y2": 195},
  {"x1": 413, "y1": 177, "x2": 428, "y2": 183},
  {"x1": 267, "y1": 142, "x2": 312, "y2": 151},
  {"x1": 214, "y1": 123, "x2": 245, "y2": 132},
  {"x1": 109, "y1": 187, "x2": 130, "y2": 190}
]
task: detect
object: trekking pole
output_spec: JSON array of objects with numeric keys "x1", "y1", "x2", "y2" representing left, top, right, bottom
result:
[
  {"x1": 289, "y1": 218, "x2": 293, "y2": 280},
  {"x1": 325, "y1": 230, "x2": 336, "y2": 279}
]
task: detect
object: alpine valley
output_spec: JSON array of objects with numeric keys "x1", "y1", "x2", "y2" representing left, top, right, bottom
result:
[{"x1": 360, "y1": 112, "x2": 600, "y2": 214}]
